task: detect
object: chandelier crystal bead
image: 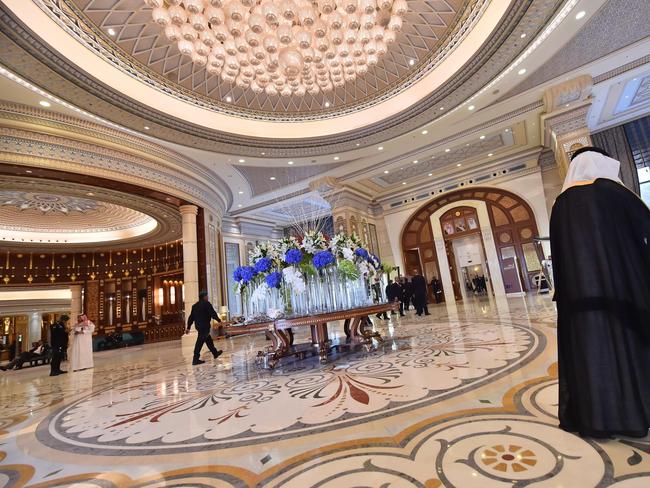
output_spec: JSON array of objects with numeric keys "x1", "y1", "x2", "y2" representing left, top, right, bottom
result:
[{"x1": 149, "y1": 0, "x2": 405, "y2": 96}]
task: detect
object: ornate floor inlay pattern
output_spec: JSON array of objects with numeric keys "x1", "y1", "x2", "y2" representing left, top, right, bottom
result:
[{"x1": 0, "y1": 296, "x2": 648, "y2": 487}]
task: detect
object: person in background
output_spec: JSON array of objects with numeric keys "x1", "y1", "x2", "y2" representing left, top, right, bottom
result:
[
  {"x1": 550, "y1": 146, "x2": 650, "y2": 438},
  {"x1": 186, "y1": 291, "x2": 222, "y2": 365},
  {"x1": 401, "y1": 278, "x2": 413, "y2": 311},
  {"x1": 411, "y1": 272, "x2": 430, "y2": 316},
  {"x1": 69, "y1": 314, "x2": 95, "y2": 372},
  {"x1": 431, "y1": 278, "x2": 443, "y2": 304},
  {"x1": 372, "y1": 277, "x2": 389, "y2": 320},
  {"x1": 50, "y1": 315, "x2": 68, "y2": 376},
  {"x1": 0, "y1": 341, "x2": 45, "y2": 371},
  {"x1": 386, "y1": 279, "x2": 405, "y2": 316}
]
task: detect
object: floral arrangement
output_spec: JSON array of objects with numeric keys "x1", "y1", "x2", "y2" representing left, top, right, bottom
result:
[{"x1": 233, "y1": 231, "x2": 383, "y2": 296}]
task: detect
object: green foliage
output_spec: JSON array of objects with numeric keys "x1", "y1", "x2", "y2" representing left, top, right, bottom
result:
[
  {"x1": 338, "y1": 259, "x2": 360, "y2": 280},
  {"x1": 381, "y1": 262, "x2": 396, "y2": 274}
]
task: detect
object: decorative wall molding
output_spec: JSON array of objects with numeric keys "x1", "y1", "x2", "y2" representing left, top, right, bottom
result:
[{"x1": 0, "y1": 103, "x2": 228, "y2": 215}]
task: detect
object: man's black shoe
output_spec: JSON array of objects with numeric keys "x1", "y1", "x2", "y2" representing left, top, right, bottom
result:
[
  {"x1": 213, "y1": 350, "x2": 223, "y2": 359},
  {"x1": 57, "y1": 370, "x2": 67, "y2": 374},
  {"x1": 192, "y1": 359, "x2": 206, "y2": 365},
  {"x1": 425, "y1": 313, "x2": 431, "y2": 316}
]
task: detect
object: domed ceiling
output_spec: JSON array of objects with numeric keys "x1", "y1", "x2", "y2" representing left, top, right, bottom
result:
[
  {"x1": 68, "y1": 0, "x2": 472, "y2": 118},
  {"x1": 0, "y1": 180, "x2": 182, "y2": 248}
]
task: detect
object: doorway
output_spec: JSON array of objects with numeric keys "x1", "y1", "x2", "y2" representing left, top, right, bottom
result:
[{"x1": 451, "y1": 234, "x2": 492, "y2": 301}]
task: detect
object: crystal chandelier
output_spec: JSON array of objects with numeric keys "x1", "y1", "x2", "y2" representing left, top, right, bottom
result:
[{"x1": 146, "y1": 0, "x2": 407, "y2": 97}]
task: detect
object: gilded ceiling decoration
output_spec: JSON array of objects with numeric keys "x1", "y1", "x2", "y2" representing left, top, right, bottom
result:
[
  {"x1": 0, "y1": 1, "x2": 561, "y2": 154},
  {"x1": 68, "y1": 0, "x2": 471, "y2": 117},
  {"x1": 0, "y1": 178, "x2": 182, "y2": 249},
  {"x1": 0, "y1": 191, "x2": 100, "y2": 214}
]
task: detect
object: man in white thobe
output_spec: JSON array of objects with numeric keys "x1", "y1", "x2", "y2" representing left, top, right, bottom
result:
[{"x1": 69, "y1": 314, "x2": 95, "y2": 371}]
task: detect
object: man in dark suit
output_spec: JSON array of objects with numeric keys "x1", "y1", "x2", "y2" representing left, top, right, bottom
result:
[
  {"x1": 411, "y1": 273, "x2": 431, "y2": 316},
  {"x1": 401, "y1": 278, "x2": 413, "y2": 311},
  {"x1": 50, "y1": 315, "x2": 69, "y2": 376},
  {"x1": 386, "y1": 279, "x2": 405, "y2": 316},
  {"x1": 186, "y1": 291, "x2": 222, "y2": 365}
]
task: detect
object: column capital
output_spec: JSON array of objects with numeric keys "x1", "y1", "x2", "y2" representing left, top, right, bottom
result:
[{"x1": 179, "y1": 204, "x2": 198, "y2": 216}]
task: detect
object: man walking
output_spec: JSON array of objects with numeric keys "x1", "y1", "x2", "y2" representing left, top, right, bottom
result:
[
  {"x1": 50, "y1": 314, "x2": 68, "y2": 376},
  {"x1": 186, "y1": 291, "x2": 222, "y2": 365},
  {"x1": 411, "y1": 273, "x2": 431, "y2": 316}
]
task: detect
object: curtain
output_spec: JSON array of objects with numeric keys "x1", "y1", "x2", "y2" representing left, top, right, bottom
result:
[{"x1": 591, "y1": 126, "x2": 640, "y2": 194}]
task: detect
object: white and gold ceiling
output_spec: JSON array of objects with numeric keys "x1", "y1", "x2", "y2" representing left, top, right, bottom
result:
[
  {"x1": 0, "y1": 178, "x2": 181, "y2": 249},
  {"x1": 0, "y1": 0, "x2": 648, "y2": 231}
]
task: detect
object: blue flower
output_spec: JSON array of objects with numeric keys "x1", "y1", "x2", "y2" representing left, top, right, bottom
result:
[
  {"x1": 254, "y1": 257, "x2": 272, "y2": 274},
  {"x1": 234, "y1": 266, "x2": 255, "y2": 284},
  {"x1": 265, "y1": 271, "x2": 282, "y2": 288},
  {"x1": 313, "y1": 250, "x2": 336, "y2": 269},
  {"x1": 284, "y1": 248, "x2": 303, "y2": 265},
  {"x1": 355, "y1": 248, "x2": 369, "y2": 260}
]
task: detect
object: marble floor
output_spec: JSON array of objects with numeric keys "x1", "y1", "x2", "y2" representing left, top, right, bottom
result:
[{"x1": 1, "y1": 296, "x2": 648, "y2": 487}]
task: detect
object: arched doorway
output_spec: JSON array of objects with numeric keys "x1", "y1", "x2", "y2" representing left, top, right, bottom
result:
[{"x1": 401, "y1": 187, "x2": 542, "y2": 301}]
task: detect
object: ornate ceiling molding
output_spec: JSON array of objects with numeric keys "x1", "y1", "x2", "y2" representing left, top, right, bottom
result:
[
  {"x1": 0, "y1": 0, "x2": 562, "y2": 155},
  {"x1": 0, "y1": 177, "x2": 182, "y2": 250},
  {"x1": 0, "y1": 102, "x2": 230, "y2": 215},
  {"x1": 56, "y1": 0, "x2": 478, "y2": 119}
]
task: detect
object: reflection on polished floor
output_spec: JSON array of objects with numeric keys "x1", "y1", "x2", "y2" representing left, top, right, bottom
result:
[{"x1": 1, "y1": 296, "x2": 648, "y2": 487}]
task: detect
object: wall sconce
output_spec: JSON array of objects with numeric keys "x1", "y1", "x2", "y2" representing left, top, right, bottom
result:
[
  {"x1": 170, "y1": 286, "x2": 176, "y2": 305},
  {"x1": 158, "y1": 287, "x2": 164, "y2": 306}
]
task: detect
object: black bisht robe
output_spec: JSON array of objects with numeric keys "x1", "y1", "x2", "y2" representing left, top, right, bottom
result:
[{"x1": 550, "y1": 178, "x2": 650, "y2": 437}]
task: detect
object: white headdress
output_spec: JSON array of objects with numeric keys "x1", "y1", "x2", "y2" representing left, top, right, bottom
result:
[{"x1": 561, "y1": 149, "x2": 622, "y2": 193}]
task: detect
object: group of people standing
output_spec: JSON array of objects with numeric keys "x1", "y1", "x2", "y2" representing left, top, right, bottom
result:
[
  {"x1": 45, "y1": 314, "x2": 95, "y2": 376},
  {"x1": 1, "y1": 314, "x2": 95, "y2": 376},
  {"x1": 383, "y1": 274, "x2": 435, "y2": 317}
]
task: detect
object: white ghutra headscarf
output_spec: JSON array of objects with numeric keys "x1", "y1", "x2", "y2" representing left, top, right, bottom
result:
[{"x1": 561, "y1": 148, "x2": 622, "y2": 193}]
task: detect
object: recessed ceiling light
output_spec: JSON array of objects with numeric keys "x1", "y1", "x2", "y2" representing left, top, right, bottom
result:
[
  {"x1": 428, "y1": 173, "x2": 433, "y2": 176},
  {"x1": 520, "y1": 33, "x2": 527, "y2": 38},
  {"x1": 325, "y1": 101, "x2": 330, "y2": 108},
  {"x1": 86, "y1": 192, "x2": 94, "y2": 196},
  {"x1": 402, "y1": 182, "x2": 406, "y2": 185},
  {"x1": 575, "y1": 10, "x2": 586, "y2": 20},
  {"x1": 468, "y1": 105, "x2": 475, "y2": 111},
  {"x1": 518, "y1": 68, "x2": 527, "y2": 75},
  {"x1": 488, "y1": 153, "x2": 494, "y2": 157},
  {"x1": 39, "y1": 100, "x2": 51, "y2": 107},
  {"x1": 413, "y1": 160, "x2": 418, "y2": 164},
  {"x1": 479, "y1": 135, "x2": 486, "y2": 140},
  {"x1": 270, "y1": 176, "x2": 276, "y2": 180},
  {"x1": 107, "y1": 28, "x2": 116, "y2": 36},
  {"x1": 238, "y1": 158, "x2": 245, "y2": 163},
  {"x1": 333, "y1": 156, "x2": 339, "y2": 160},
  {"x1": 25, "y1": 170, "x2": 32, "y2": 173},
  {"x1": 226, "y1": 96, "x2": 232, "y2": 102},
  {"x1": 238, "y1": 191, "x2": 244, "y2": 194},
  {"x1": 144, "y1": 126, "x2": 150, "y2": 130},
  {"x1": 287, "y1": 161, "x2": 294, "y2": 165},
  {"x1": 261, "y1": 152, "x2": 266, "y2": 155},
  {"x1": 504, "y1": 128, "x2": 510, "y2": 132},
  {"x1": 378, "y1": 146, "x2": 383, "y2": 150},
  {"x1": 439, "y1": 106, "x2": 444, "y2": 110},
  {"x1": 409, "y1": 59, "x2": 415, "y2": 66},
  {"x1": 445, "y1": 148, "x2": 451, "y2": 152},
  {"x1": 384, "y1": 170, "x2": 389, "y2": 174},
  {"x1": 238, "y1": 204, "x2": 242, "y2": 207},
  {"x1": 356, "y1": 143, "x2": 360, "y2": 146},
  {"x1": 565, "y1": 103, "x2": 570, "y2": 107},
  {"x1": 421, "y1": 130, "x2": 428, "y2": 135},
  {"x1": 457, "y1": 163, "x2": 462, "y2": 167}
]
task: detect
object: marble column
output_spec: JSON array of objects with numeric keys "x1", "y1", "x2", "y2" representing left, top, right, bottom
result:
[
  {"x1": 70, "y1": 284, "x2": 82, "y2": 319},
  {"x1": 180, "y1": 205, "x2": 199, "y2": 324},
  {"x1": 27, "y1": 312, "x2": 42, "y2": 347}
]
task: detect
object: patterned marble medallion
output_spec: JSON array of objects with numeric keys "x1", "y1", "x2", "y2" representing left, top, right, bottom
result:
[{"x1": 1, "y1": 296, "x2": 648, "y2": 487}]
